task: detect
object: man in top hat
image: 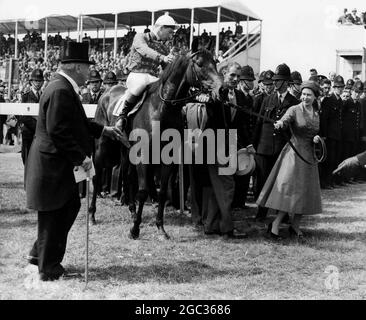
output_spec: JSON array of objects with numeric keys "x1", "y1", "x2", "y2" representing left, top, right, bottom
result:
[
  {"x1": 25, "y1": 41, "x2": 123, "y2": 281},
  {"x1": 288, "y1": 71, "x2": 303, "y2": 100},
  {"x1": 18, "y1": 68, "x2": 44, "y2": 165},
  {"x1": 82, "y1": 70, "x2": 104, "y2": 104},
  {"x1": 103, "y1": 71, "x2": 118, "y2": 91},
  {"x1": 320, "y1": 75, "x2": 345, "y2": 188},
  {"x1": 253, "y1": 63, "x2": 299, "y2": 221},
  {"x1": 115, "y1": 12, "x2": 177, "y2": 136}
]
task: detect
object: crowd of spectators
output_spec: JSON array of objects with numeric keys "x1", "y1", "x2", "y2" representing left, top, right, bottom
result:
[{"x1": 338, "y1": 8, "x2": 366, "y2": 25}]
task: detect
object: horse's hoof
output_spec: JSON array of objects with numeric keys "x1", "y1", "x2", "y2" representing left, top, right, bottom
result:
[{"x1": 129, "y1": 227, "x2": 140, "y2": 240}]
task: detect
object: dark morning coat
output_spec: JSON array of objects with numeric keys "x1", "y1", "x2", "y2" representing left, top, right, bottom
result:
[
  {"x1": 25, "y1": 73, "x2": 104, "y2": 211},
  {"x1": 253, "y1": 91, "x2": 299, "y2": 155},
  {"x1": 19, "y1": 90, "x2": 39, "y2": 141}
]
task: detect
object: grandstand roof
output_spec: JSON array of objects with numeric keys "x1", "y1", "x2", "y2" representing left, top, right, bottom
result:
[
  {"x1": 86, "y1": 0, "x2": 261, "y2": 25},
  {"x1": 0, "y1": 15, "x2": 123, "y2": 34},
  {"x1": 0, "y1": 0, "x2": 260, "y2": 34}
]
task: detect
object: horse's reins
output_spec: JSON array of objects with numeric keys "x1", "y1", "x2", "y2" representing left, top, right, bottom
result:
[
  {"x1": 159, "y1": 51, "x2": 204, "y2": 106},
  {"x1": 224, "y1": 101, "x2": 326, "y2": 165}
]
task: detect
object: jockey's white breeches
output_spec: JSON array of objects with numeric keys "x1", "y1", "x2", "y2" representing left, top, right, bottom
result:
[{"x1": 126, "y1": 72, "x2": 159, "y2": 96}]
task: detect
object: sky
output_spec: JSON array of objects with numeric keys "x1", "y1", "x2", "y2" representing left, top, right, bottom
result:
[{"x1": 0, "y1": 0, "x2": 365, "y2": 77}]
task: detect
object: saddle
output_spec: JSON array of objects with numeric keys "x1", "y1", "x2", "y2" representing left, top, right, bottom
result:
[{"x1": 112, "y1": 90, "x2": 149, "y2": 117}]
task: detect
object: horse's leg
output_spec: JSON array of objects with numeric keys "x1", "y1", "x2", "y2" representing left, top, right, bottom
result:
[
  {"x1": 120, "y1": 147, "x2": 130, "y2": 206},
  {"x1": 156, "y1": 164, "x2": 175, "y2": 240},
  {"x1": 129, "y1": 164, "x2": 148, "y2": 239}
]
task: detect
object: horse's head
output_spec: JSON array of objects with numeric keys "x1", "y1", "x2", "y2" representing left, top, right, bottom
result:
[{"x1": 186, "y1": 49, "x2": 224, "y2": 101}]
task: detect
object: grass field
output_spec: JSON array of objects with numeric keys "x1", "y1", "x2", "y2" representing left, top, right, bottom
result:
[{"x1": 1, "y1": 152, "x2": 366, "y2": 300}]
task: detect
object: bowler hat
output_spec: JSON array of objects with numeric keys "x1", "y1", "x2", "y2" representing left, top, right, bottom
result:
[
  {"x1": 87, "y1": 70, "x2": 102, "y2": 84},
  {"x1": 300, "y1": 80, "x2": 320, "y2": 98},
  {"x1": 240, "y1": 65, "x2": 255, "y2": 81},
  {"x1": 333, "y1": 75, "x2": 345, "y2": 87},
  {"x1": 262, "y1": 70, "x2": 274, "y2": 85},
  {"x1": 103, "y1": 71, "x2": 117, "y2": 84},
  {"x1": 61, "y1": 41, "x2": 94, "y2": 65},
  {"x1": 30, "y1": 68, "x2": 44, "y2": 81},
  {"x1": 290, "y1": 71, "x2": 302, "y2": 85},
  {"x1": 272, "y1": 63, "x2": 291, "y2": 81}
]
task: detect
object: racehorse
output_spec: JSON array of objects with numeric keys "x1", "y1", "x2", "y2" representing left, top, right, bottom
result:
[
  {"x1": 88, "y1": 89, "x2": 131, "y2": 224},
  {"x1": 100, "y1": 48, "x2": 223, "y2": 240}
]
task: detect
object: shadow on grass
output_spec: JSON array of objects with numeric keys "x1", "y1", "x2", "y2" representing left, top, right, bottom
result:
[
  {"x1": 0, "y1": 217, "x2": 37, "y2": 229},
  {"x1": 310, "y1": 216, "x2": 366, "y2": 224},
  {"x1": 68, "y1": 260, "x2": 228, "y2": 284},
  {"x1": 0, "y1": 182, "x2": 24, "y2": 189}
]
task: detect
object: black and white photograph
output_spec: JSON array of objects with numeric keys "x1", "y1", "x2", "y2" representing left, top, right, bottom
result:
[{"x1": 0, "y1": 0, "x2": 366, "y2": 303}]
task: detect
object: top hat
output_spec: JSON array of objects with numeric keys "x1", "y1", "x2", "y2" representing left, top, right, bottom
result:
[
  {"x1": 61, "y1": 41, "x2": 94, "y2": 65},
  {"x1": 240, "y1": 65, "x2": 255, "y2": 81},
  {"x1": 103, "y1": 71, "x2": 118, "y2": 84},
  {"x1": 290, "y1": 71, "x2": 302, "y2": 85},
  {"x1": 86, "y1": 70, "x2": 102, "y2": 84},
  {"x1": 272, "y1": 63, "x2": 291, "y2": 81},
  {"x1": 30, "y1": 68, "x2": 44, "y2": 81},
  {"x1": 262, "y1": 70, "x2": 274, "y2": 85}
]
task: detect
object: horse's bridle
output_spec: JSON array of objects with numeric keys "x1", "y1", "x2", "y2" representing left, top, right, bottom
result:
[{"x1": 158, "y1": 51, "x2": 206, "y2": 106}]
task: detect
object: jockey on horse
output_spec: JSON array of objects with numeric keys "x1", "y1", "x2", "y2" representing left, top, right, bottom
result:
[{"x1": 115, "y1": 12, "x2": 178, "y2": 138}]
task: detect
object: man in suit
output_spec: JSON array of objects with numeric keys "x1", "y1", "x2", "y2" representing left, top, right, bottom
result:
[
  {"x1": 25, "y1": 42, "x2": 123, "y2": 281},
  {"x1": 320, "y1": 75, "x2": 345, "y2": 188},
  {"x1": 19, "y1": 68, "x2": 44, "y2": 164},
  {"x1": 253, "y1": 63, "x2": 299, "y2": 221},
  {"x1": 233, "y1": 64, "x2": 256, "y2": 209},
  {"x1": 81, "y1": 70, "x2": 104, "y2": 104}
]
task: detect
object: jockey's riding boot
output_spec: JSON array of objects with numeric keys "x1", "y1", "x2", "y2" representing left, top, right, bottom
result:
[{"x1": 116, "y1": 94, "x2": 139, "y2": 148}]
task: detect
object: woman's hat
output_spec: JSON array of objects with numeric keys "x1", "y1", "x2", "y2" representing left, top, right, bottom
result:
[
  {"x1": 300, "y1": 80, "x2": 321, "y2": 97},
  {"x1": 61, "y1": 41, "x2": 94, "y2": 65}
]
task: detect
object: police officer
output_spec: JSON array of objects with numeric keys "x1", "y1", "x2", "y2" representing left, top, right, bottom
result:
[
  {"x1": 253, "y1": 63, "x2": 299, "y2": 221},
  {"x1": 341, "y1": 81, "x2": 363, "y2": 182},
  {"x1": 103, "y1": 71, "x2": 118, "y2": 91},
  {"x1": 320, "y1": 75, "x2": 345, "y2": 188},
  {"x1": 82, "y1": 70, "x2": 104, "y2": 104},
  {"x1": 288, "y1": 71, "x2": 302, "y2": 100},
  {"x1": 19, "y1": 68, "x2": 44, "y2": 164}
]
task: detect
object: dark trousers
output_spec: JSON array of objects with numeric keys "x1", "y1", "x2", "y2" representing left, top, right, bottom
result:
[
  {"x1": 233, "y1": 174, "x2": 250, "y2": 208},
  {"x1": 21, "y1": 137, "x2": 33, "y2": 165},
  {"x1": 323, "y1": 138, "x2": 342, "y2": 186},
  {"x1": 204, "y1": 165, "x2": 234, "y2": 234},
  {"x1": 29, "y1": 187, "x2": 80, "y2": 278},
  {"x1": 188, "y1": 164, "x2": 207, "y2": 225},
  {"x1": 254, "y1": 153, "x2": 279, "y2": 219}
]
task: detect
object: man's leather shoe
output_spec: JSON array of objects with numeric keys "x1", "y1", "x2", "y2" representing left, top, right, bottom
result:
[{"x1": 26, "y1": 255, "x2": 38, "y2": 266}]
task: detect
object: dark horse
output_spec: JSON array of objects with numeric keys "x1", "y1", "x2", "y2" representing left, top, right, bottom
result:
[
  {"x1": 95, "y1": 49, "x2": 223, "y2": 238},
  {"x1": 88, "y1": 88, "x2": 131, "y2": 224}
]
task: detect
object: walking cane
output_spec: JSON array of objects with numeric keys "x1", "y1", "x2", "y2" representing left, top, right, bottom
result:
[
  {"x1": 179, "y1": 144, "x2": 184, "y2": 215},
  {"x1": 84, "y1": 172, "x2": 90, "y2": 289}
]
